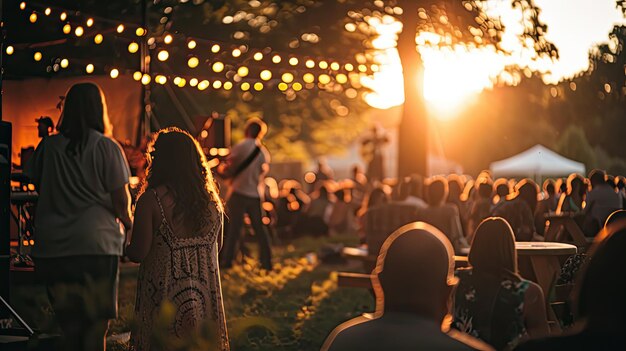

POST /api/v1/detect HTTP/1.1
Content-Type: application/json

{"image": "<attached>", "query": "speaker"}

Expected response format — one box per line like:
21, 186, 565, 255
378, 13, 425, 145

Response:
197, 114, 231, 149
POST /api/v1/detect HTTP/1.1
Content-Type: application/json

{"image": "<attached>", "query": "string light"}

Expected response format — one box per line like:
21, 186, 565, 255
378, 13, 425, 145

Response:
232, 48, 242, 57
212, 80, 222, 89
223, 81, 233, 90
212, 61, 224, 73
330, 62, 340, 70
289, 57, 299, 66
344, 63, 354, 71
281, 72, 294, 83
189, 78, 199, 87
75, 26, 84, 37
253, 52, 263, 61
319, 61, 329, 69
6, 46, 14, 55
141, 74, 151, 85
278, 82, 288, 91
211, 44, 220, 53
176, 78, 186, 87
198, 80, 210, 90
155, 75, 167, 84
303, 73, 315, 83
33, 52, 42, 61
272, 55, 281, 64
157, 50, 169, 61
293, 82, 303, 91
164, 34, 173, 44
20, 2, 26, 10
336, 74, 348, 84
254, 82, 264, 91
305, 59, 315, 69
94, 34, 103, 44
136, 27, 146, 36
60, 59, 69, 68
237, 66, 249, 77
188, 56, 199, 68
260, 70, 272, 81
241, 82, 250, 91
110, 68, 119, 78
86, 18, 94, 27
86, 64, 94, 74
29, 12, 37, 23
187, 40, 196, 49
60, 12, 67, 21
319, 74, 331, 84
63, 24, 71, 34
116, 24, 124, 33
358, 64, 367, 72
44, 8, 51, 16
128, 42, 139, 53
133, 71, 142, 81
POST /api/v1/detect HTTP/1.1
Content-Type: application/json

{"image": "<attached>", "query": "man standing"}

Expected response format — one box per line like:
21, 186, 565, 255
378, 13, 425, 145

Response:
220, 118, 272, 270
36, 116, 54, 138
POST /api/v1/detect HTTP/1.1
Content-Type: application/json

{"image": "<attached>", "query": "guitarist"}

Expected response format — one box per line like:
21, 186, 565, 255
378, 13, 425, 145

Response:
218, 118, 273, 270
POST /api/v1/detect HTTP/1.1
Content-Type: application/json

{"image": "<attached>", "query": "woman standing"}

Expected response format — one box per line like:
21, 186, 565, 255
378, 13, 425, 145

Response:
126, 128, 229, 350
26, 82, 132, 351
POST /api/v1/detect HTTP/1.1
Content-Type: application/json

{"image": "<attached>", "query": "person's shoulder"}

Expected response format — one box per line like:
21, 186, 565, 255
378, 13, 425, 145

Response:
321, 315, 372, 351
447, 328, 495, 351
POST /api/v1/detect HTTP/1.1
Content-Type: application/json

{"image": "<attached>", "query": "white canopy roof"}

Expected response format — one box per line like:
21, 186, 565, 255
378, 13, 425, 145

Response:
490, 145, 586, 178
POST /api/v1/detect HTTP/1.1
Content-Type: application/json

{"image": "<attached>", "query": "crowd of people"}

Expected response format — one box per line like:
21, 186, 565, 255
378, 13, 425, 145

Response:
23, 82, 626, 350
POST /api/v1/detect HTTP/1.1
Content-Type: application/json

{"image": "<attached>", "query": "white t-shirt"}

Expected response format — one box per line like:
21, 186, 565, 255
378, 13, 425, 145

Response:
26, 130, 130, 257
228, 138, 270, 199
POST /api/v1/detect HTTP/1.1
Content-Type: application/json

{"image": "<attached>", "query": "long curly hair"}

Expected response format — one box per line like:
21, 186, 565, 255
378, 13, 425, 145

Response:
140, 127, 223, 232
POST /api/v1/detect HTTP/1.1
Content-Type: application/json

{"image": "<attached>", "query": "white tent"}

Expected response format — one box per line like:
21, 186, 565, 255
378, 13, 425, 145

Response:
490, 145, 586, 179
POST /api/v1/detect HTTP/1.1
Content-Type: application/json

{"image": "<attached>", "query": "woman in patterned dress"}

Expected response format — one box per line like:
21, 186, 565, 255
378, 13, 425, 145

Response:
452, 217, 549, 350
126, 128, 229, 350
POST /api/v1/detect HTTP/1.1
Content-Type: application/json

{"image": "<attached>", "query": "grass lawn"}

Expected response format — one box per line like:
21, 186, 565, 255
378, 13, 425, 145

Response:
12, 234, 375, 350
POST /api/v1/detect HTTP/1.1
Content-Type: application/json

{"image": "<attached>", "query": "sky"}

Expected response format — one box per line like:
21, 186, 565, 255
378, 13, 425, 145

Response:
363, 0, 626, 111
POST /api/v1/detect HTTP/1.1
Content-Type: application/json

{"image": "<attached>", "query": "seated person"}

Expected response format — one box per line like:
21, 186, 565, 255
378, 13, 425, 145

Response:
453, 217, 549, 350
583, 169, 622, 236
515, 217, 626, 350
467, 181, 493, 242
534, 179, 558, 235
419, 176, 469, 254
322, 222, 493, 351
491, 179, 537, 241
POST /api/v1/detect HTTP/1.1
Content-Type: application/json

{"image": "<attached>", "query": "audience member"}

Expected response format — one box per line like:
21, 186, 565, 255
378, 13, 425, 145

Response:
583, 169, 622, 236
491, 179, 538, 241
467, 180, 493, 241
453, 218, 549, 349
35, 116, 54, 138
327, 187, 355, 236
356, 186, 391, 244
322, 222, 493, 351
126, 128, 229, 350
534, 179, 558, 235
515, 218, 626, 350
556, 173, 586, 215
403, 175, 428, 209
420, 176, 469, 254
302, 184, 333, 236
25, 82, 131, 351
492, 178, 510, 209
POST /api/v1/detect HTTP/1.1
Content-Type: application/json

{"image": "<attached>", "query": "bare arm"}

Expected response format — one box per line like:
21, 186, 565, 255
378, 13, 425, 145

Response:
523, 281, 550, 338
125, 192, 155, 263
111, 185, 132, 230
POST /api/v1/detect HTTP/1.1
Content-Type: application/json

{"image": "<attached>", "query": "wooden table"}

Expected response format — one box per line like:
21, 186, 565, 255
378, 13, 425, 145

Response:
544, 214, 592, 249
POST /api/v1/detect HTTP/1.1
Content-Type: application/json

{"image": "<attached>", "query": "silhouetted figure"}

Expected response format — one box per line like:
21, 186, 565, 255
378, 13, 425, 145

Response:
556, 173, 586, 215
420, 176, 469, 254
492, 179, 538, 241
467, 180, 493, 241
534, 179, 558, 235
453, 218, 549, 350
126, 128, 229, 351
220, 118, 273, 270
25, 83, 131, 351
356, 186, 391, 244
302, 184, 332, 236
322, 222, 493, 351
515, 219, 626, 350
492, 178, 510, 210
583, 169, 622, 236
361, 124, 389, 183
36, 116, 54, 138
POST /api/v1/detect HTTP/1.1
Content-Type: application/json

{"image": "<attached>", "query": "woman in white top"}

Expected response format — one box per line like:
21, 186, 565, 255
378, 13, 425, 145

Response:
26, 82, 132, 351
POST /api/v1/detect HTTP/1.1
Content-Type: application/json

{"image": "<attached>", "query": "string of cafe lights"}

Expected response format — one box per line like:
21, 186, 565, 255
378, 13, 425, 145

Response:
6, 1, 375, 98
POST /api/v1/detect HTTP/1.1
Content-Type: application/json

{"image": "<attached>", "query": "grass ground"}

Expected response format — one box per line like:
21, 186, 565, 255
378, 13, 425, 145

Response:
11, 234, 375, 351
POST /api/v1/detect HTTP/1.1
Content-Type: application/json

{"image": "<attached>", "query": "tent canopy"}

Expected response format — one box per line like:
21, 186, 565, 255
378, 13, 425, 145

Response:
490, 145, 586, 178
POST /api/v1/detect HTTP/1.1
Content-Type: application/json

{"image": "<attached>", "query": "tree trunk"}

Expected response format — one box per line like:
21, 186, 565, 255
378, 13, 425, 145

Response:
397, 1, 428, 178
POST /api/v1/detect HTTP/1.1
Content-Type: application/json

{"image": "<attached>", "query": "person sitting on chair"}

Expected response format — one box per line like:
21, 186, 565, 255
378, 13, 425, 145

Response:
322, 222, 493, 351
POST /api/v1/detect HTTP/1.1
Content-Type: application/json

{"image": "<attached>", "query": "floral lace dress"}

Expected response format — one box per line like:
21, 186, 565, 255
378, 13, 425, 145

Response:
452, 269, 529, 351
130, 190, 230, 350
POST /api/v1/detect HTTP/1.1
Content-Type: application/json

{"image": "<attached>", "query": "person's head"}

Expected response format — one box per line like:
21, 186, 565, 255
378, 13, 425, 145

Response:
588, 169, 607, 188
616, 176, 626, 192
543, 179, 556, 196
426, 176, 448, 207
494, 178, 510, 199
244, 117, 268, 140
57, 82, 112, 154
567, 173, 586, 197
143, 127, 223, 231
576, 220, 626, 329
363, 186, 389, 210
409, 174, 423, 199
477, 180, 493, 200
446, 174, 463, 203
515, 179, 539, 213
372, 222, 458, 321
396, 177, 412, 201
469, 217, 518, 278
36, 116, 54, 138
606, 175, 616, 190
